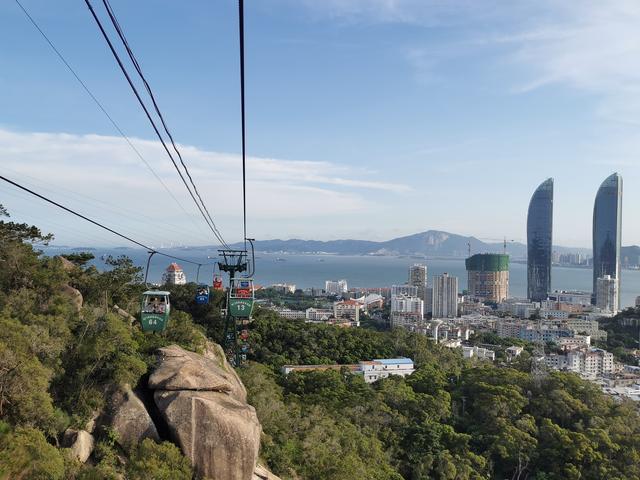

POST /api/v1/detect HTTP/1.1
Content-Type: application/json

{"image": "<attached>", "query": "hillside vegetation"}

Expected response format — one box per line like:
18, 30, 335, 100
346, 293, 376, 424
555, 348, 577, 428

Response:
244, 310, 640, 480
0, 207, 214, 478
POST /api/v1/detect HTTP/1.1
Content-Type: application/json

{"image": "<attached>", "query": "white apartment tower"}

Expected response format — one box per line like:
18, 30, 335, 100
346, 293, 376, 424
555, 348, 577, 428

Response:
596, 275, 618, 313
390, 294, 423, 328
432, 273, 458, 318
408, 264, 428, 300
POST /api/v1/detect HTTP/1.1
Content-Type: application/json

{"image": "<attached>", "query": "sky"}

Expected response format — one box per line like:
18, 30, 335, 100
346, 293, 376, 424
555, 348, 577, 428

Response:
1, 0, 639, 248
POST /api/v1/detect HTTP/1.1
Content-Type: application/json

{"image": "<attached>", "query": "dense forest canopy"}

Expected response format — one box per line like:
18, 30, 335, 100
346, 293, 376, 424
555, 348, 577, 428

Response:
244, 310, 640, 480
1, 206, 640, 480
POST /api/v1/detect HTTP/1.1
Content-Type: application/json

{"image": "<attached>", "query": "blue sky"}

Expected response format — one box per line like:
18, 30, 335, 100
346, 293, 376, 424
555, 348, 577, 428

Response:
1, 0, 639, 248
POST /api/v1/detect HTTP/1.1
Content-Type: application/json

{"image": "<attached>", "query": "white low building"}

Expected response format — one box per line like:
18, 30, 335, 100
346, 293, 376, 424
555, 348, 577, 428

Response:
498, 300, 538, 319
462, 346, 495, 361
305, 307, 333, 322
548, 290, 592, 306
271, 283, 296, 294
282, 357, 415, 384
540, 309, 570, 320
544, 347, 615, 379
557, 335, 591, 349
270, 307, 306, 320
359, 358, 415, 383
441, 338, 462, 348
506, 346, 524, 358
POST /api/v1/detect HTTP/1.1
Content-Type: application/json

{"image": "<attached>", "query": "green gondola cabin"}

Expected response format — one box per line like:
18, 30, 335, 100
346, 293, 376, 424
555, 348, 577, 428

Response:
228, 278, 254, 318
140, 290, 171, 332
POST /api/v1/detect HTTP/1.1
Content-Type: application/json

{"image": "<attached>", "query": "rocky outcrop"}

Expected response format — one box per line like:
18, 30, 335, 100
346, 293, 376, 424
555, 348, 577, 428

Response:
155, 389, 261, 480
58, 256, 77, 272
62, 429, 94, 463
150, 345, 261, 480
254, 463, 282, 480
149, 344, 246, 402
60, 284, 83, 313
204, 340, 248, 403
113, 304, 136, 327
109, 385, 159, 449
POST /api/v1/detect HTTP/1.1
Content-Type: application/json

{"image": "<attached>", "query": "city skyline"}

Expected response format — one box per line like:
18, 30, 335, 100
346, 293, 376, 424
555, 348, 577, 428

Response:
1, 2, 640, 247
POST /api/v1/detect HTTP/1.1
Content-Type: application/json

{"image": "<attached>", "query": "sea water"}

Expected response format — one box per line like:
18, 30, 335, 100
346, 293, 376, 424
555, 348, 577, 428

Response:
44, 248, 640, 309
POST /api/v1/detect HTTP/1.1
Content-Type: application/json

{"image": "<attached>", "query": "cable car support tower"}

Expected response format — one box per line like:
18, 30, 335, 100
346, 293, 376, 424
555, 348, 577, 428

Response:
216, 0, 256, 367
218, 241, 255, 367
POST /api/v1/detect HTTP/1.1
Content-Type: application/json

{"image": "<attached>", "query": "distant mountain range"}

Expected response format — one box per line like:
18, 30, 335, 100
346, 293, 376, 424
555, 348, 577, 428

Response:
231, 230, 596, 259
48, 230, 639, 263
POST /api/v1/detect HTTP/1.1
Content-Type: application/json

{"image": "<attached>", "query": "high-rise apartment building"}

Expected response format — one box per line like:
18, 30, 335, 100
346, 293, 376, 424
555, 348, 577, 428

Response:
408, 264, 427, 300
424, 286, 433, 315
432, 273, 458, 318
596, 275, 618, 313
593, 173, 622, 310
465, 253, 509, 303
527, 178, 553, 301
390, 294, 424, 328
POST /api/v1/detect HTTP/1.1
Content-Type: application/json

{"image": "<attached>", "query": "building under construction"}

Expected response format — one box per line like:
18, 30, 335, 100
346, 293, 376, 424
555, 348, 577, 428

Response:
465, 253, 509, 303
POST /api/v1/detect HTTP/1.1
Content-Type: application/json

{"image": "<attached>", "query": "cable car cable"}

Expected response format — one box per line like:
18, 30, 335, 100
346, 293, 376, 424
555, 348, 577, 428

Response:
13, 0, 210, 243
238, 0, 248, 251
100, 0, 228, 250
1, 165, 207, 246
0, 174, 214, 267
84, 0, 225, 248
83, 0, 229, 249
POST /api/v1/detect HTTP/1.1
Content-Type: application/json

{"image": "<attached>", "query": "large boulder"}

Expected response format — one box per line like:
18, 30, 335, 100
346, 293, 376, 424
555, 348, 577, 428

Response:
60, 284, 83, 313
62, 429, 94, 463
109, 385, 159, 449
149, 345, 246, 402
155, 390, 261, 480
151, 345, 261, 480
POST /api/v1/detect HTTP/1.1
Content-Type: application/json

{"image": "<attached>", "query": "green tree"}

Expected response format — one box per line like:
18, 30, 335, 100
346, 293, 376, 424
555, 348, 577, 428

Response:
126, 439, 193, 480
0, 426, 65, 480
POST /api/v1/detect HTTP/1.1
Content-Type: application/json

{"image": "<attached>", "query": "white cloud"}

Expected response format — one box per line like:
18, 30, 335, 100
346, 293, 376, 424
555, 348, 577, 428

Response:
308, 0, 640, 124
0, 128, 409, 245
466, 1, 640, 124
293, 0, 512, 26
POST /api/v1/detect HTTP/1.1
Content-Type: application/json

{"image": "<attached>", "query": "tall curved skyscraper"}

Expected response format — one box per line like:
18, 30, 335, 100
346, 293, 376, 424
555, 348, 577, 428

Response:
527, 178, 553, 301
593, 173, 622, 309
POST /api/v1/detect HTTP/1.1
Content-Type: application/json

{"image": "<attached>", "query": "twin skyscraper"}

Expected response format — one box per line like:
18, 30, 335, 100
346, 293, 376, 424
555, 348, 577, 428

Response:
526, 173, 623, 310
